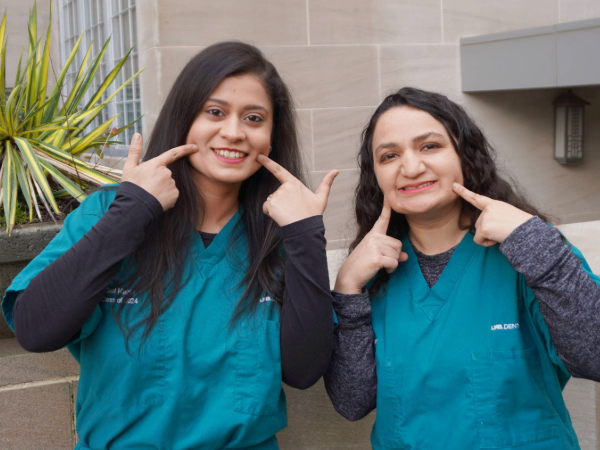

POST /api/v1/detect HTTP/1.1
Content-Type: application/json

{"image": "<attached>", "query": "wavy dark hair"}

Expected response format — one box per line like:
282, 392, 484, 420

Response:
114, 42, 303, 345
351, 87, 550, 292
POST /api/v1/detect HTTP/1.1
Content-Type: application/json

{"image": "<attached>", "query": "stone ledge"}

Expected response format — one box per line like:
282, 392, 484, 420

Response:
0, 222, 63, 264
0, 379, 76, 449
0, 338, 79, 387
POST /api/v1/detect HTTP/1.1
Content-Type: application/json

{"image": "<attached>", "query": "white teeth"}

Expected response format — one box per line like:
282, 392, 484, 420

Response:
215, 150, 246, 159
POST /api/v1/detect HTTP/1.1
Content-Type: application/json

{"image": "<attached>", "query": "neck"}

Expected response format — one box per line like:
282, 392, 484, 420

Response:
406, 200, 467, 255
192, 173, 241, 233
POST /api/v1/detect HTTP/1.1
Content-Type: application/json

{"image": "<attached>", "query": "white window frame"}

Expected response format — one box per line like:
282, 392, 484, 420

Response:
57, 0, 141, 157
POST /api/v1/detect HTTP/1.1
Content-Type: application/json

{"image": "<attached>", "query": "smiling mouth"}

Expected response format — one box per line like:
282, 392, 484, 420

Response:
212, 149, 248, 160
400, 181, 436, 191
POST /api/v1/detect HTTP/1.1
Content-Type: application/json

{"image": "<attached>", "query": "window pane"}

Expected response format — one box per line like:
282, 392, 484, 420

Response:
112, 16, 122, 58
122, 10, 131, 51
127, 102, 134, 125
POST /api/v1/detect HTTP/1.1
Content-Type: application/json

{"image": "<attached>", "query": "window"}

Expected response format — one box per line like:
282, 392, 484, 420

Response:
58, 0, 141, 155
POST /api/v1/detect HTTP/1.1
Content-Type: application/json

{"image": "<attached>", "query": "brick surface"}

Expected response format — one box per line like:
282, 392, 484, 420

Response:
0, 381, 74, 450
0, 339, 79, 387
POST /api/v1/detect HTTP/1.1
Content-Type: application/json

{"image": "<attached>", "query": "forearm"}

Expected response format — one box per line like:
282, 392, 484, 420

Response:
324, 291, 377, 420
279, 216, 334, 389
500, 217, 600, 380
12, 182, 162, 352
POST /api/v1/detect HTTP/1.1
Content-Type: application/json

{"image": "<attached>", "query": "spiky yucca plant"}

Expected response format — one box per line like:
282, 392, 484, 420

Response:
0, 2, 143, 234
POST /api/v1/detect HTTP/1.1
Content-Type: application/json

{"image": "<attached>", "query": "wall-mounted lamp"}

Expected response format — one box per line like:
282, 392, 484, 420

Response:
553, 90, 590, 165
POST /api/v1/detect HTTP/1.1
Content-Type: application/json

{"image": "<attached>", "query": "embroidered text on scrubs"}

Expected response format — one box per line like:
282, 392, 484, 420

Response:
491, 323, 520, 330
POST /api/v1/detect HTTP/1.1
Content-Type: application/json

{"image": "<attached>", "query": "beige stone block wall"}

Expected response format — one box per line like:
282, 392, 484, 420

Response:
135, 0, 600, 249
0, 0, 60, 90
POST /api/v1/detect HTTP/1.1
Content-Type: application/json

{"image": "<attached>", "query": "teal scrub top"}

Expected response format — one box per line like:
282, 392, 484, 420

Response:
2, 188, 287, 450
370, 230, 598, 450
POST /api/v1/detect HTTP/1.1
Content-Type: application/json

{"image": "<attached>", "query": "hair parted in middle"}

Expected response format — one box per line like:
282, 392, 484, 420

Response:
352, 87, 550, 293
113, 41, 305, 345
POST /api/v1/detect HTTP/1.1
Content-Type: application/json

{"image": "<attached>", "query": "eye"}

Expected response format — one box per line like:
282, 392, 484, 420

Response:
422, 143, 439, 151
206, 108, 224, 117
246, 114, 263, 123
381, 152, 399, 162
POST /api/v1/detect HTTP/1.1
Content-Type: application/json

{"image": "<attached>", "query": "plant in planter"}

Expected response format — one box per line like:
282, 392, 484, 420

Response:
0, 2, 142, 234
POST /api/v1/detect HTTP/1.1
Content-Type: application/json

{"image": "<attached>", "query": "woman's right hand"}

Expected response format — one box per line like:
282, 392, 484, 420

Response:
334, 198, 408, 294
121, 133, 199, 211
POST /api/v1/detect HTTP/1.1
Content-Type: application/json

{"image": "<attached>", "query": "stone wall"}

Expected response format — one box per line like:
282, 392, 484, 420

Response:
135, 0, 600, 249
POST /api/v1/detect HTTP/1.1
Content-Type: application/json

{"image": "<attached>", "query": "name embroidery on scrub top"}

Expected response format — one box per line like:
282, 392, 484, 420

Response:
101, 287, 139, 304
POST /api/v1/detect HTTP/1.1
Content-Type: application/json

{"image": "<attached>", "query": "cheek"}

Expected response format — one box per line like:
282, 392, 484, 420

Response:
251, 127, 272, 151
374, 164, 397, 193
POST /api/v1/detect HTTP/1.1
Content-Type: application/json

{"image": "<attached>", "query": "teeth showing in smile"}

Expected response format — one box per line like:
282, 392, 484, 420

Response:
401, 181, 435, 191
215, 149, 246, 159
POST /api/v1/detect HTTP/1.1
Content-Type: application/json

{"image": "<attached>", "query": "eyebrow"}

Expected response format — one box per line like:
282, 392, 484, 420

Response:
374, 131, 446, 154
412, 131, 445, 144
206, 97, 269, 113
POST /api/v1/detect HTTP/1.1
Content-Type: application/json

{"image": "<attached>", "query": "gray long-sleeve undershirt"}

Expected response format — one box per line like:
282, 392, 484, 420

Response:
324, 216, 600, 421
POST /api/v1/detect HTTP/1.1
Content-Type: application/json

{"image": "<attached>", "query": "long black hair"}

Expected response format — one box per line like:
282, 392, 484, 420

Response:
352, 87, 550, 292
115, 42, 303, 344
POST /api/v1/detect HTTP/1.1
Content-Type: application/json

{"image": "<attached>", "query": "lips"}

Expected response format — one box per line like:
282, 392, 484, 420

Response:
399, 180, 437, 194
213, 148, 248, 160
212, 148, 248, 165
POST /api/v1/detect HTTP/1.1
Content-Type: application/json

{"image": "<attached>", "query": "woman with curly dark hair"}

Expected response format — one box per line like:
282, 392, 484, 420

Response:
324, 87, 600, 450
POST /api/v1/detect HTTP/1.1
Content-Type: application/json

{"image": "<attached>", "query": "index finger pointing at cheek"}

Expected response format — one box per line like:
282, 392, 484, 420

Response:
452, 182, 492, 210
154, 144, 199, 166
257, 154, 296, 184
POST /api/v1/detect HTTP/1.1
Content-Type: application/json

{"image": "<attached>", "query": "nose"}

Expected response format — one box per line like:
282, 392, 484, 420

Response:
400, 150, 426, 179
220, 116, 245, 142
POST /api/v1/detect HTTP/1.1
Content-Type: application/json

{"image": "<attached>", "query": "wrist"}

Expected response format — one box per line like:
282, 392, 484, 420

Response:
334, 275, 364, 295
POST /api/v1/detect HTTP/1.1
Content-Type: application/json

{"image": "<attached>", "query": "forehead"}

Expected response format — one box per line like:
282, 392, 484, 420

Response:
209, 74, 271, 108
373, 106, 448, 144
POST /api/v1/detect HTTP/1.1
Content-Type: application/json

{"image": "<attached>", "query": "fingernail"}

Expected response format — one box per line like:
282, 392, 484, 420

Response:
132, 133, 141, 142
453, 182, 460, 189
191, 145, 198, 150
257, 154, 265, 161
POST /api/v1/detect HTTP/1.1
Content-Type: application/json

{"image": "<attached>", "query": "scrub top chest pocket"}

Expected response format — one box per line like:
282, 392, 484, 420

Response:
232, 319, 283, 416
78, 285, 167, 407
471, 347, 561, 448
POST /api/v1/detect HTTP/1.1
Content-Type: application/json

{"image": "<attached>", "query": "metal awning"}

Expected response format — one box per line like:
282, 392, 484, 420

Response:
460, 18, 600, 92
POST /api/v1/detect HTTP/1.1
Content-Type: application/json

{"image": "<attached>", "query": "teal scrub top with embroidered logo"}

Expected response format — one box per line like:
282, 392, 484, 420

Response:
369, 231, 597, 450
2, 188, 286, 450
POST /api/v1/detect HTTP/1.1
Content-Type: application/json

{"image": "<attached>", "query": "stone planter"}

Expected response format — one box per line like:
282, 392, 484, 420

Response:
0, 221, 63, 338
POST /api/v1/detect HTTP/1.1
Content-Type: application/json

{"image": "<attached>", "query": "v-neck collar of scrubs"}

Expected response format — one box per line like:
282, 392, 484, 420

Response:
192, 209, 243, 279
400, 230, 479, 321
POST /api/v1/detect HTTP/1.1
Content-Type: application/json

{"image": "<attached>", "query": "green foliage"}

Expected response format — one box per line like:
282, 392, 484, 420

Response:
0, 1, 144, 234
0, 202, 28, 227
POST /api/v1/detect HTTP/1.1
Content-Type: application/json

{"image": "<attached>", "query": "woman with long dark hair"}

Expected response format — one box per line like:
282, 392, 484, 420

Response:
3, 42, 337, 449
324, 87, 600, 449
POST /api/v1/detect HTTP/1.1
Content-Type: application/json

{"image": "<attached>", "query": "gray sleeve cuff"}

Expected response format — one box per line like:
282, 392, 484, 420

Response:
331, 290, 371, 328
499, 216, 571, 284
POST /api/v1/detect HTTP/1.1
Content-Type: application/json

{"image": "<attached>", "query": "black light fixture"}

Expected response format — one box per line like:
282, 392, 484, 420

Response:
553, 90, 590, 165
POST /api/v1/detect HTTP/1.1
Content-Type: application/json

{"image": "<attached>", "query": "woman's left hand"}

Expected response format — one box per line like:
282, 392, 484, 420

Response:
453, 183, 533, 247
257, 154, 339, 227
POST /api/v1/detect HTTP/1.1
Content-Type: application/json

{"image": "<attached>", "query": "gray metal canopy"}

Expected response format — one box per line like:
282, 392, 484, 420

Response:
460, 18, 600, 92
